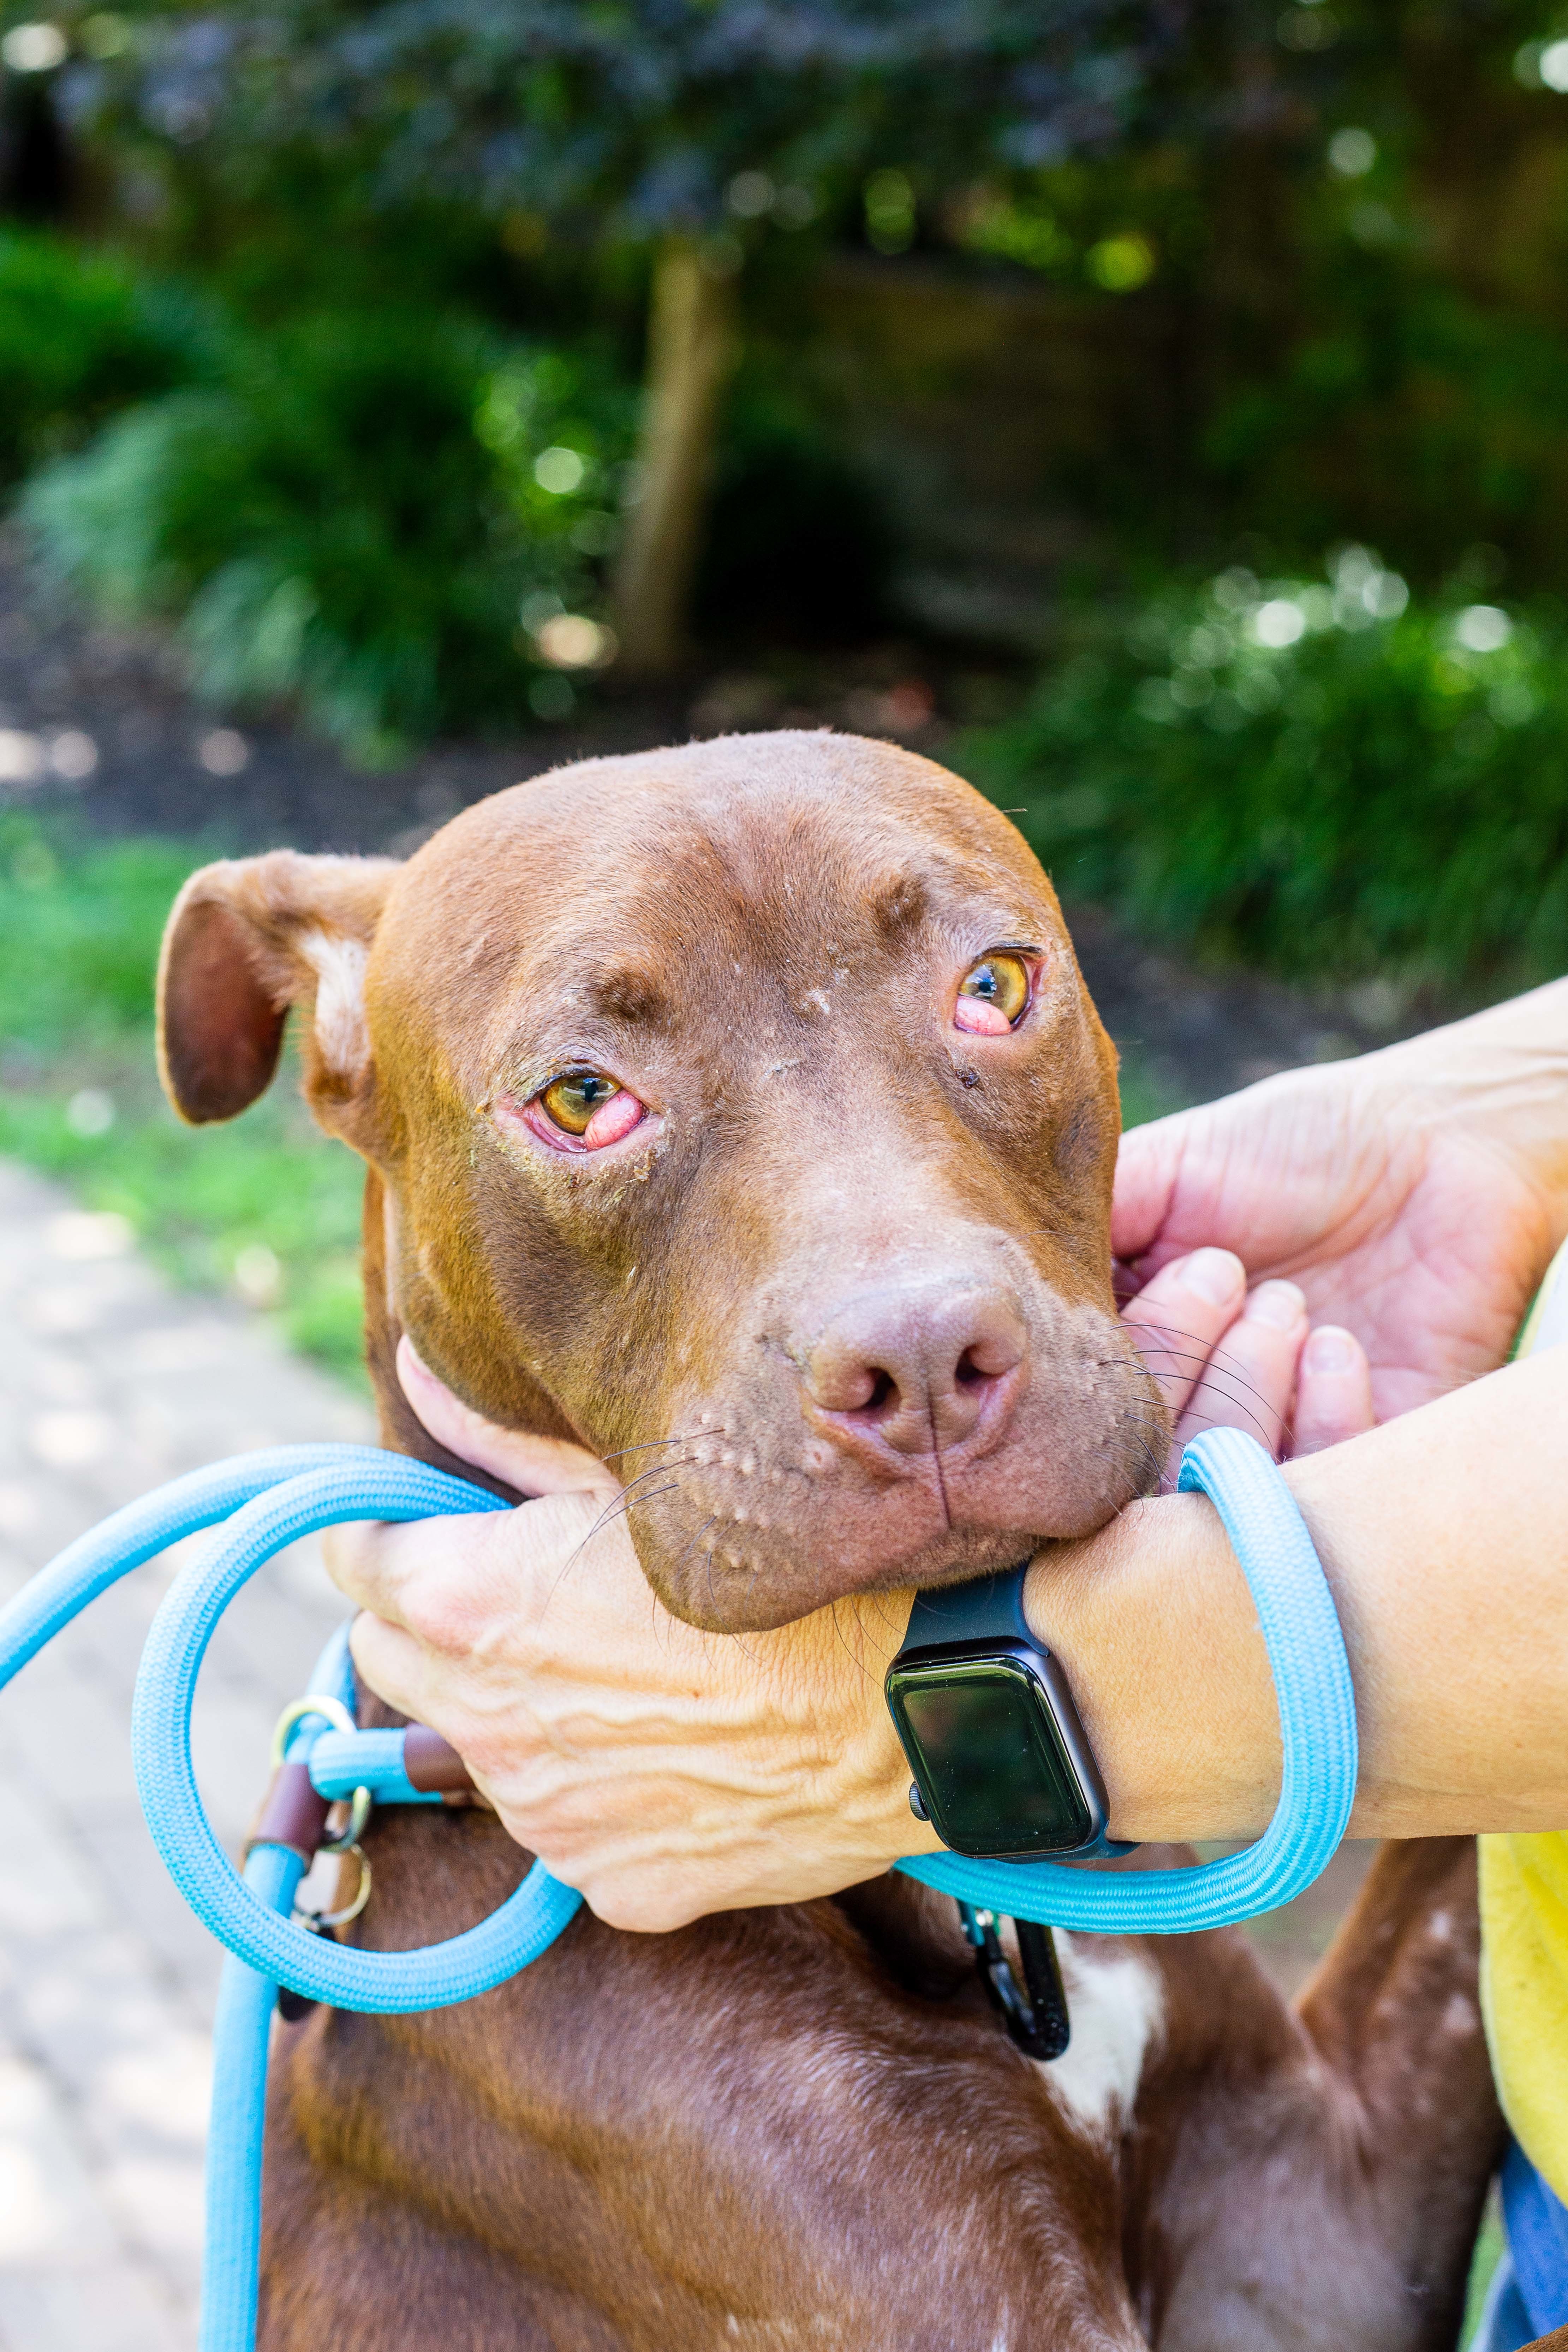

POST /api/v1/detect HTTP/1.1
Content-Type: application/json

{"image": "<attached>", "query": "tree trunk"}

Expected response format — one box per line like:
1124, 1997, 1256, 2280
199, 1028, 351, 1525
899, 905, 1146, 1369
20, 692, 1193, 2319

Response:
612, 237, 738, 680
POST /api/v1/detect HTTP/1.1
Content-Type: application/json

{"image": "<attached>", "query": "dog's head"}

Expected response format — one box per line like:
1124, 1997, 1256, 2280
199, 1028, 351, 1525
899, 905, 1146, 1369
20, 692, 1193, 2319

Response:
158, 733, 1165, 1629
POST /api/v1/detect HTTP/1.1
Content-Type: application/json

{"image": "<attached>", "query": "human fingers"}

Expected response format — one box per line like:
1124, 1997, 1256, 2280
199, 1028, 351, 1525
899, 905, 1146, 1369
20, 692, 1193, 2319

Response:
322, 1328, 612, 1611
398, 1335, 616, 1501
1170, 1278, 1307, 1470
347, 1605, 437, 1723
1289, 1324, 1376, 1456
1120, 1247, 1247, 1421
326, 1485, 600, 1639
1114, 1064, 1379, 1286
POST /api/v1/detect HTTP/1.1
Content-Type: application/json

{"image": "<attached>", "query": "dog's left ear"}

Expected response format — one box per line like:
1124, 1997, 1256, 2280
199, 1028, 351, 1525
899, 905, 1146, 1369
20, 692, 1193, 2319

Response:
157, 850, 400, 1150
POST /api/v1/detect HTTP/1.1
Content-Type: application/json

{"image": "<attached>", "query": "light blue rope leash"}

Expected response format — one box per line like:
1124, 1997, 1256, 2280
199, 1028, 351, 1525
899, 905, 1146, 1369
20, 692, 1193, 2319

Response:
0, 1422, 1355, 2352
131, 1458, 581, 2008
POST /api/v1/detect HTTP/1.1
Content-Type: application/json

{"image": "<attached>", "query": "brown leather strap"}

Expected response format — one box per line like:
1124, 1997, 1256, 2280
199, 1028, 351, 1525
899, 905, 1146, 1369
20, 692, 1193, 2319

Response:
403, 1723, 476, 1794
245, 1759, 332, 1864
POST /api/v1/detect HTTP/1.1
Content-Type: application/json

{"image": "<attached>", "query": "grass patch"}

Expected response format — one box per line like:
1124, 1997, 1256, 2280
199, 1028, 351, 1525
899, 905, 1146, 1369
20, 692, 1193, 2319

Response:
0, 815, 367, 1382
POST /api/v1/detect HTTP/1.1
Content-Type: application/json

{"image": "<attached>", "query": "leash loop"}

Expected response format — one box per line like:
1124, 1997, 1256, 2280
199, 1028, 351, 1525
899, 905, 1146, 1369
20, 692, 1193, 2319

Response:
130, 1457, 583, 2011
0, 1428, 1355, 2352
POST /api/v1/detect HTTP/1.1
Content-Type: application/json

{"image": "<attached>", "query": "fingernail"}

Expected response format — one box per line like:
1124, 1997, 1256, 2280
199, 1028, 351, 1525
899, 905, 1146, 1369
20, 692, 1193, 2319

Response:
1304, 1324, 1355, 1375
1244, 1280, 1306, 1330
1182, 1248, 1245, 1306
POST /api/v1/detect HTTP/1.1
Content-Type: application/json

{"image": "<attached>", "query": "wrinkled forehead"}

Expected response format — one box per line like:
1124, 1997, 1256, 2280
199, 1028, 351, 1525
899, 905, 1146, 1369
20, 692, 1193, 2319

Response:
375, 734, 1063, 1046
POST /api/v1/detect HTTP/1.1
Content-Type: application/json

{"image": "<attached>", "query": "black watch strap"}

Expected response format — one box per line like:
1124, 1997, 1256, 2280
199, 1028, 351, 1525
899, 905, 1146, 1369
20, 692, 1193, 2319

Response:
894, 1562, 1135, 1862
899, 1561, 1033, 1654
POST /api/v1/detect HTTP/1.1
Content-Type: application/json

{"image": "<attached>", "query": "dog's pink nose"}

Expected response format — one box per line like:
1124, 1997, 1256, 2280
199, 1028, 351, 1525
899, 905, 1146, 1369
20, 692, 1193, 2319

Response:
801, 1283, 1027, 1461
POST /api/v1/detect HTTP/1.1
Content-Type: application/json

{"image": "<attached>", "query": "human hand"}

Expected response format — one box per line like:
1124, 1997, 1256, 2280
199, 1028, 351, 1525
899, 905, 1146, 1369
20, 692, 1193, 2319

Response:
333, 1336, 924, 1929
1115, 1018, 1568, 1420
327, 1251, 1369, 1929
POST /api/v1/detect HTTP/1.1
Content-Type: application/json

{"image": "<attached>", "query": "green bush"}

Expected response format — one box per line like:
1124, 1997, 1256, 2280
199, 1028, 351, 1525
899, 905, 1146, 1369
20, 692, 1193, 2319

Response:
23, 313, 635, 758
0, 229, 206, 484
969, 550, 1568, 994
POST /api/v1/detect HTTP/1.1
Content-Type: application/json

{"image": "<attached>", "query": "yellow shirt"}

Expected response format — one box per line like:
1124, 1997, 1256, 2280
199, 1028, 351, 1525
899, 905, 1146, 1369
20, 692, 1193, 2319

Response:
1479, 1239, 1568, 2200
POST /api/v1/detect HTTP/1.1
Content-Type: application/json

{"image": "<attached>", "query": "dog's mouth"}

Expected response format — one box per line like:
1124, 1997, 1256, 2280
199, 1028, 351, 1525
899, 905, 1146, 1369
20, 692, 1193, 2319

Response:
633, 1495, 1089, 1636
621, 1339, 1162, 1636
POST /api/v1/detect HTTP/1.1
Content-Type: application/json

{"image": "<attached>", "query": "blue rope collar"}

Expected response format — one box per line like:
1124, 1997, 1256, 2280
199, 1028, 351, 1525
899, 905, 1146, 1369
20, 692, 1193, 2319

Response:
0, 1424, 1355, 2351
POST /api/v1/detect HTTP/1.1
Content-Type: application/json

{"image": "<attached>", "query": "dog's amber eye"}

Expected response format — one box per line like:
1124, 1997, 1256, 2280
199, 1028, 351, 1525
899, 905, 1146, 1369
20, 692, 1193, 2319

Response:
541, 1071, 621, 1136
955, 953, 1030, 1035
506, 1068, 647, 1155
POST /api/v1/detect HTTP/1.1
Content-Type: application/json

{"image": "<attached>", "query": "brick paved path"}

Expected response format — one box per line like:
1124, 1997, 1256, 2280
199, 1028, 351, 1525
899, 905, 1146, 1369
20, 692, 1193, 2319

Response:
0, 1158, 370, 2352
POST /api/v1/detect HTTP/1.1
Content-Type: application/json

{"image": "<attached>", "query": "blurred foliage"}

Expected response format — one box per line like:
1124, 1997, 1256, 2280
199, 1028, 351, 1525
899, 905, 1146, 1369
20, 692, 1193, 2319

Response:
0, 813, 366, 1378
100, 1, 1180, 240
22, 309, 637, 757
935, 0, 1568, 588
968, 549, 1568, 994
0, 816, 191, 1046
23, 0, 1568, 643
0, 225, 204, 481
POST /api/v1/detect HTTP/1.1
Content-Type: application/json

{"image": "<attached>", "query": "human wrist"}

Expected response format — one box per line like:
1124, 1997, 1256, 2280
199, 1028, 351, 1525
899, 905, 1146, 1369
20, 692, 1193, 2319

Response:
1020, 1498, 1281, 1846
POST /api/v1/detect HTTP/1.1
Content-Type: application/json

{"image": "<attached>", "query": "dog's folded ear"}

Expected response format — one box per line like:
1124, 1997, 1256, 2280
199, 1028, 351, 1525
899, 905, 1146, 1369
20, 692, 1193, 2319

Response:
157, 850, 400, 1146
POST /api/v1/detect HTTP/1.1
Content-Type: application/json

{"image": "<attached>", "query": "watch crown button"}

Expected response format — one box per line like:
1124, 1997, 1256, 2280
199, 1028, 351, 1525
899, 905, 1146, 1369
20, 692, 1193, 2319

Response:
908, 1781, 929, 1823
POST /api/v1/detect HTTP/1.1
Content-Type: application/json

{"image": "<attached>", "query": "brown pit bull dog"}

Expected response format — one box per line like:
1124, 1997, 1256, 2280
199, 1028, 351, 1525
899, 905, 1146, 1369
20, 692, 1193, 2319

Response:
157, 734, 1502, 2350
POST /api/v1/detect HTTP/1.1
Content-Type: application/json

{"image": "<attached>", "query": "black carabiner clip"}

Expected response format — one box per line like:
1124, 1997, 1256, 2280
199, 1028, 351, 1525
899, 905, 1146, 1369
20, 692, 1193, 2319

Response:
959, 1902, 1071, 2061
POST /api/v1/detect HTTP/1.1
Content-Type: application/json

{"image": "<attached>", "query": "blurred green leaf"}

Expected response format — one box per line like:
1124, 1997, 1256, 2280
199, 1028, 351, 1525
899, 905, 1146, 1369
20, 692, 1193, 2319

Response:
22, 311, 636, 759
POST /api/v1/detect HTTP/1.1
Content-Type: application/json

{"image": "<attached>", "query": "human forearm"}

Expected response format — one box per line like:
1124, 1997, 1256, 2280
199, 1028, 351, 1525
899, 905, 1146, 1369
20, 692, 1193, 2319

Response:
1034, 1345, 1568, 1841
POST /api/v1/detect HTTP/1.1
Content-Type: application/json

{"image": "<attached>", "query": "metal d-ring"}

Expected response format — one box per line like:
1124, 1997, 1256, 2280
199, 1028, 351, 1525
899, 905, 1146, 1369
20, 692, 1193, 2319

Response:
296, 1842, 373, 1931
269, 1689, 373, 1860
270, 1690, 355, 1766
317, 1785, 372, 1854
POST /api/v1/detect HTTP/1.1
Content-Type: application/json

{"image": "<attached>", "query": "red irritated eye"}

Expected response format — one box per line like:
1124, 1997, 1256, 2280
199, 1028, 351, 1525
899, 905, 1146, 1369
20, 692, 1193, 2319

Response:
517, 1070, 646, 1153
955, 952, 1031, 1035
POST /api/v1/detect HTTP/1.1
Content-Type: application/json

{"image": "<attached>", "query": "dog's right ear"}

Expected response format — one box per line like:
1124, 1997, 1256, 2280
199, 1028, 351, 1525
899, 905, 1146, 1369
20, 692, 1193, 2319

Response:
157, 850, 401, 1147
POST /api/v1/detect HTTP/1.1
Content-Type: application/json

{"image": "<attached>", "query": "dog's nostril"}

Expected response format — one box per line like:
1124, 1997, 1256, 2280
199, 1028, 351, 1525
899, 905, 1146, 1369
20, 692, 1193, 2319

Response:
800, 1283, 1028, 1451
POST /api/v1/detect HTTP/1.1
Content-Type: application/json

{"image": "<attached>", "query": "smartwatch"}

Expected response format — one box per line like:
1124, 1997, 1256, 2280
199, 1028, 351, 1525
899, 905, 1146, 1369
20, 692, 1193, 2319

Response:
885, 1565, 1131, 1862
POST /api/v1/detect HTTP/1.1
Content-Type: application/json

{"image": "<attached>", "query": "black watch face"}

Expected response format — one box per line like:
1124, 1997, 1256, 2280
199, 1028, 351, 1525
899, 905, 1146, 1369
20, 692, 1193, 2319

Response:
886, 1652, 1095, 1859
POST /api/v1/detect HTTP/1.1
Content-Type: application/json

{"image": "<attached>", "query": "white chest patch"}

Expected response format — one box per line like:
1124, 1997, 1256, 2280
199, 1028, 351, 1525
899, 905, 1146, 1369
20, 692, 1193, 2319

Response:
1031, 1933, 1164, 2137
